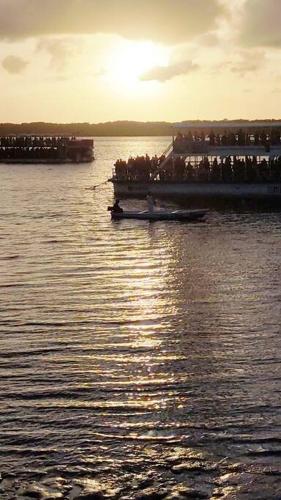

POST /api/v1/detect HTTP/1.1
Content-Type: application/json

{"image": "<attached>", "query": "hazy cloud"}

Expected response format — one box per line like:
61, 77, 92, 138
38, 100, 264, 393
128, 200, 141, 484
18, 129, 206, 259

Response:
231, 60, 260, 74
240, 0, 281, 47
2, 55, 28, 73
37, 38, 79, 71
141, 60, 198, 82
197, 32, 221, 47
212, 49, 265, 76
231, 50, 265, 74
0, 0, 224, 44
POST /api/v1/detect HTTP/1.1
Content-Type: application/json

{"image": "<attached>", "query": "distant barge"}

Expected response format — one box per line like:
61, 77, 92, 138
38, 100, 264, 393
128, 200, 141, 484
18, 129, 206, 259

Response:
110, 121, 281, 202
0, 136, 94, 163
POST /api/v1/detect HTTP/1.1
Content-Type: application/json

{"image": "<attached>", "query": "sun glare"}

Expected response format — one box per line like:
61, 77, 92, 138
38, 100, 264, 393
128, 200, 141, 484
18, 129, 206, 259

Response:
104, 40, 169, 93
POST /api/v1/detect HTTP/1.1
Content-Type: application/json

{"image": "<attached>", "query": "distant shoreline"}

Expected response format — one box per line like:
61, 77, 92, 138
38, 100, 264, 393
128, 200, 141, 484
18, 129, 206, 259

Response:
1, 120, 281, 137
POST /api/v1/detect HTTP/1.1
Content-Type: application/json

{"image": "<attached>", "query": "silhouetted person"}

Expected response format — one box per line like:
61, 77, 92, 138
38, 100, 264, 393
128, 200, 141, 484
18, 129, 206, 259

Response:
146, 192, 155, 212
112, 199, 123, 213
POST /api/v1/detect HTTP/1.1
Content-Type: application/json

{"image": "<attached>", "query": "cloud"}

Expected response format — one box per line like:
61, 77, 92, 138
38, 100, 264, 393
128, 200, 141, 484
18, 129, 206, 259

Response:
2, 55, 28, 73
0, 0, 224, 44
37, 38, 79, 71
231, 60, 260, 74
212, 48, 266, 77
240, 0, 281, 47
197, 32, 221, 47
141, 60, 198, 82
230, 50, 266, 74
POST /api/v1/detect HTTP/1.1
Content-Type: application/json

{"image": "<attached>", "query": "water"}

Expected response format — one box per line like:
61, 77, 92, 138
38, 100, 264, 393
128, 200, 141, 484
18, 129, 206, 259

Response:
0, 137, 281, 499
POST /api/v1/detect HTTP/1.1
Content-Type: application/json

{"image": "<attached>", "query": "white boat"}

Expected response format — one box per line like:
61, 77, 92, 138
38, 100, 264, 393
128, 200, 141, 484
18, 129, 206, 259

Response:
109, 208, 208, 221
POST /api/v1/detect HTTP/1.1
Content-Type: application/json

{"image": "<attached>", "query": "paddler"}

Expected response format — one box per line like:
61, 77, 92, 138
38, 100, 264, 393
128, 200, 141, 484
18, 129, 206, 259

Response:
146, 191, 155, 212
112, 199, 123, 213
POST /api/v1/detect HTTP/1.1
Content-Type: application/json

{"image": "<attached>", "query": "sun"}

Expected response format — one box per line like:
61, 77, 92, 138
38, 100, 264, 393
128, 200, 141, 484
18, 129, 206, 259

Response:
104, 40, 170, 93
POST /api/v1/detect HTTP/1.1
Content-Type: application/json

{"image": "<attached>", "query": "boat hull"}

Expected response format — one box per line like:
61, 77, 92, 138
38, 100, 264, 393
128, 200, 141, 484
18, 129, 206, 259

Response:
111, 209, 208, 221
111, 180, 281, 201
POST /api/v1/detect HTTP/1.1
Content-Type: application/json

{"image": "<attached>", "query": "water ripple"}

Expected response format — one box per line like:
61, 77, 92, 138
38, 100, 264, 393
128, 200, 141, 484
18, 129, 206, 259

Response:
0, 138, 281, 498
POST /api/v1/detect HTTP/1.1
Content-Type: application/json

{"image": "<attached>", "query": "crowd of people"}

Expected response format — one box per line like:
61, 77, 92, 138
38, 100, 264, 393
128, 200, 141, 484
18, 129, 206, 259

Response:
0, 146, 65, 161
114, 154, 281, 183
0, 136, 76, 148
0, 136, 76, 160
114, 154, 165, 182
0, 136, 93, 162
173, 130, 281, 154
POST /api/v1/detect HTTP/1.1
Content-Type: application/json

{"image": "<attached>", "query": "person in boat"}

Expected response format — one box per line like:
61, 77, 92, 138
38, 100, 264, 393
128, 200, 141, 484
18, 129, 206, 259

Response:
112, 199, 123, 213
146, 191, 155, 212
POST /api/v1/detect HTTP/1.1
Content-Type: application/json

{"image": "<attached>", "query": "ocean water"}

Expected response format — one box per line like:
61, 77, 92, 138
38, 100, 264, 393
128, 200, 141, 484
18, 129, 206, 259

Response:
0, 137, 281, 499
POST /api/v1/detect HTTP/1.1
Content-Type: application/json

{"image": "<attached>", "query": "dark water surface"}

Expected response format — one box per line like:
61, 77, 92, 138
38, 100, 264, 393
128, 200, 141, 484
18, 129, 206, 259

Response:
0, 138, 281, 499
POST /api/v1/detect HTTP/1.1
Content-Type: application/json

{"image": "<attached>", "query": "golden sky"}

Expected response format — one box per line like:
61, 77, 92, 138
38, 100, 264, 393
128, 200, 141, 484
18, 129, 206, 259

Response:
0, 0, 281, 122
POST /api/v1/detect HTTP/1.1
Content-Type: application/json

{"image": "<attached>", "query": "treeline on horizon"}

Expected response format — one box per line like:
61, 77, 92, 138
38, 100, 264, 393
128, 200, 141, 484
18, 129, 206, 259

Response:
0, 120, 281, 137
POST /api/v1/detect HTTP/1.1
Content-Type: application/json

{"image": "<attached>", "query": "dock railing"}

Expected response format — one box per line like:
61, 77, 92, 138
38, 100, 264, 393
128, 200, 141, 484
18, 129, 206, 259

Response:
151, 142, 174, 180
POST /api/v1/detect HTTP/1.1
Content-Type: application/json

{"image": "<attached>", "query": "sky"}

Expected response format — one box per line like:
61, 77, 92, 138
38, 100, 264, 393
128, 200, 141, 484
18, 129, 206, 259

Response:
0, 0, 281, 123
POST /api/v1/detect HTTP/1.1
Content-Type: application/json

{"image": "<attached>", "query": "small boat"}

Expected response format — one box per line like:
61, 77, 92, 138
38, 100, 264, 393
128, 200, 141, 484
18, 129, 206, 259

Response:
109, 208, 208, 221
